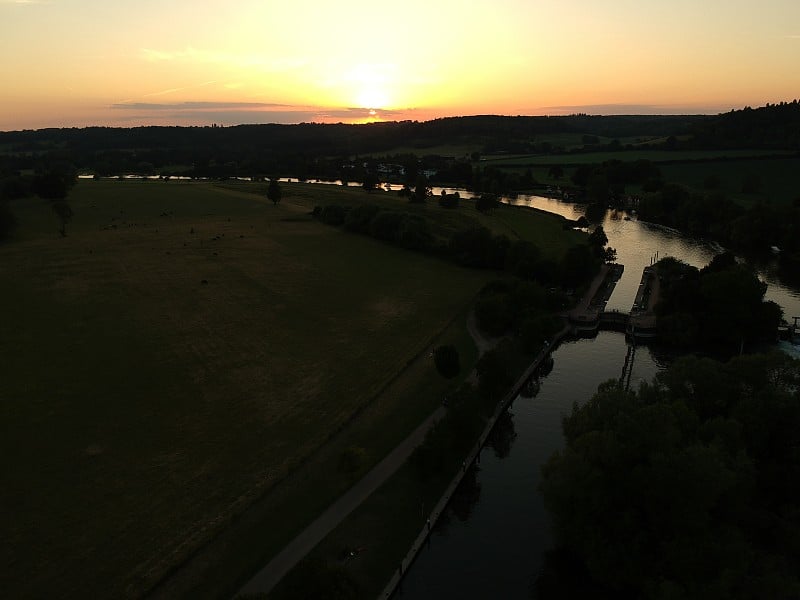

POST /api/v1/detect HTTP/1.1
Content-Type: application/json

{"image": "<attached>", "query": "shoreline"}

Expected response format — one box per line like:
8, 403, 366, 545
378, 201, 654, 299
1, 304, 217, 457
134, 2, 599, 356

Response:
378, 324, 572, 599
378, 265, 613, 598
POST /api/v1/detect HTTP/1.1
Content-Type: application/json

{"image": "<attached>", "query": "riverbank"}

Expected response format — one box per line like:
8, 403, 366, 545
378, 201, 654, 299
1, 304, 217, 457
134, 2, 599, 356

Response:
379, 327, 570, 599
379, 266, 611, 598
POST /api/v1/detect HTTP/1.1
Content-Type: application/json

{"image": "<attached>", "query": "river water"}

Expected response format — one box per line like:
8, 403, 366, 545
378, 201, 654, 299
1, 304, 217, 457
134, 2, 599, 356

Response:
393, 192, 800, 598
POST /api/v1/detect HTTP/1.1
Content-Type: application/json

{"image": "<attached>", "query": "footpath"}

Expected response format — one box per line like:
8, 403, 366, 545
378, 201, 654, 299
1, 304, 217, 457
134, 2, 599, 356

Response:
236, 314, 499, 597
237, 406, 447, 596
239, 267, 608, 598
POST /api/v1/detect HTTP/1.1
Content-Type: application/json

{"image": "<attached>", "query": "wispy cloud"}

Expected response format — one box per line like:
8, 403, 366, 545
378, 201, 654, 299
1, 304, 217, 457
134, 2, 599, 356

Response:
0, 0, 51, 4
105, 103, 417, 126
111, 101, 292, 111
141, 80, 218, 99
541, 103, 719, 115
139, 47, 307, 72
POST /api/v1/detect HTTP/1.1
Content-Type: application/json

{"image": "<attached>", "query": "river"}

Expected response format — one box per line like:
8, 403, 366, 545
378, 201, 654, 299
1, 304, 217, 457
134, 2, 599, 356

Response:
393, 192, 800, 598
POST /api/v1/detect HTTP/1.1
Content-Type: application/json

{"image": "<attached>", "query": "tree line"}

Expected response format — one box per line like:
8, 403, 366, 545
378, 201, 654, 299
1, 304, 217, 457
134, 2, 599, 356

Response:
313, 202, 604, 291
654, 253, 782, 349
538, 351, 800, 599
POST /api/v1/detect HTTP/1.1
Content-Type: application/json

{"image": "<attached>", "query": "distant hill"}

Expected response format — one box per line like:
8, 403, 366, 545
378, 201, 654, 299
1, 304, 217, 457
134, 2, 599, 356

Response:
0, 114, 704, 158
688, 100, 800, 149
1, 104, 797, 181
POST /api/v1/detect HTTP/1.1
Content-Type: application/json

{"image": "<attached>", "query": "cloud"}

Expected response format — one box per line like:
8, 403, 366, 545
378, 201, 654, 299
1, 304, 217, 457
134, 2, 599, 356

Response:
111, 101, 292, 111
142, 80, 217, 98
1, 0, 50, 4
139, 47, 307, 72
541, 103, 719, 115
105, 103, 419, 125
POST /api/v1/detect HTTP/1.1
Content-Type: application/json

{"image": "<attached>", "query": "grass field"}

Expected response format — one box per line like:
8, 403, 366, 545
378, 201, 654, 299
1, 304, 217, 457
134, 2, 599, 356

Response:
657, 156, 800, 207
480, 148, 795, 166
487, 152, 799, 207
0, 180, 582, 597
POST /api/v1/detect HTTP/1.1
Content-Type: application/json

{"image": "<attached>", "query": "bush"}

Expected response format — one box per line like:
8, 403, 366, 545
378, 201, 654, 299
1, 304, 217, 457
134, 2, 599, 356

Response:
369, 211, 404, 241
319, 204, 347, 225
475, 294, 513, 337
434, 345, 461, 379
343, 204, 379, 233
475, 349, 512, 400
396, 215, 432, 250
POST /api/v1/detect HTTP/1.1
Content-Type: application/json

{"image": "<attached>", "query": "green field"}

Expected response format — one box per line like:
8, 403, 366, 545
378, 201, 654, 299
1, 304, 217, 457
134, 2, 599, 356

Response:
486, 151, 799, 207
0, 180, 582, 597
480, 148, 794, 166
658, 156, 800, 207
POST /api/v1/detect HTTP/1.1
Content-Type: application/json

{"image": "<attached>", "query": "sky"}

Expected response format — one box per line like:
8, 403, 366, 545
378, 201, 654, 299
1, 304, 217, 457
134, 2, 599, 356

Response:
1, 0, 799, 130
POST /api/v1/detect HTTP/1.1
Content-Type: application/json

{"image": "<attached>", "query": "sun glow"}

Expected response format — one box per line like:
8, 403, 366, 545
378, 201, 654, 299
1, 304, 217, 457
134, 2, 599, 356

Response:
356, 86, 390, 109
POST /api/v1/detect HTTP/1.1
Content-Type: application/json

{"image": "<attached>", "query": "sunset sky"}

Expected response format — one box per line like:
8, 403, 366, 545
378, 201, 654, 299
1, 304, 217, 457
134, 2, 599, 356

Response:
2, 0, 799, 130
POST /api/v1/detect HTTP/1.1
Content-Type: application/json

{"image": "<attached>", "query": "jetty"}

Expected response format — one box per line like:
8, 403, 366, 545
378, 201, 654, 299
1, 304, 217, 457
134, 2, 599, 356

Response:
567, 264, 659, 340
778, 316, 800, 344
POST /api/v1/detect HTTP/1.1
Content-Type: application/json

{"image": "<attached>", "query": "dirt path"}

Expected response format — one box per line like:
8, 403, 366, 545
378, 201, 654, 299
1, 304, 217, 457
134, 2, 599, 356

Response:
235, 311, 496, 597
236, 405, 446, 596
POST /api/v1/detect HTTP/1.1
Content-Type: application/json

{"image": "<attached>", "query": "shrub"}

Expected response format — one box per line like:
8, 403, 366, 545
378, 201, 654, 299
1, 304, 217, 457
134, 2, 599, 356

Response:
319, 204, 346, 225
434, 345, 461, 379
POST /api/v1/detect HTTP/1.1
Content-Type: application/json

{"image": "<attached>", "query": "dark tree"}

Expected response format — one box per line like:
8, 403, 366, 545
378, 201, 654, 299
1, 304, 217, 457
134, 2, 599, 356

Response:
362, 171, 379, 193
33, 167, 75, 200
52, 201, 73, 237
475, 193, 498, 214
319, 204, 346, 225
548, 165, 564, 180
0, 202, 16, 242
540, 353, 800, 599
267, 178, 282, 205
560, 244, 599, 288
587, 225, 608, 248
475, 348, 511, 400
410, 174, 430, 203
433, 345, 460, 379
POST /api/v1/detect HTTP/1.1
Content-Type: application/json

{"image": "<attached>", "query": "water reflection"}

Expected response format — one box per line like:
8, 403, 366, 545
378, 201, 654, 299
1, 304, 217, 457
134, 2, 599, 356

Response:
485, 410, 517, 460
397, 333, 663, 599
448, 466, 483, 524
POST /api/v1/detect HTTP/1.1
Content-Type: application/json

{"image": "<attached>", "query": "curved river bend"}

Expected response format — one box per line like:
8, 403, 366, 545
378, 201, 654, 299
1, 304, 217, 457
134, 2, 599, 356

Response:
394, 192, 800, 598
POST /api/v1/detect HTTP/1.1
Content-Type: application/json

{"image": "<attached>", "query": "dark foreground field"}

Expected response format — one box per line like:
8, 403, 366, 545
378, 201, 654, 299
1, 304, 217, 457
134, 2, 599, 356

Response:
0, 180, 581, 597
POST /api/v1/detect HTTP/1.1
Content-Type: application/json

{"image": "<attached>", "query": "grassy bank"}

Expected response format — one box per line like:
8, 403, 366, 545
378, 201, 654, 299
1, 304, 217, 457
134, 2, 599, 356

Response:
0, 180, 583, 597
267, 338, 541, 600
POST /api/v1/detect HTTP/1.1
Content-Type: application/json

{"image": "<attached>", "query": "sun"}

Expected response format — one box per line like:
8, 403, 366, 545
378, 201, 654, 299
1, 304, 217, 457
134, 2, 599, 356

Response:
356, 85, 390, 110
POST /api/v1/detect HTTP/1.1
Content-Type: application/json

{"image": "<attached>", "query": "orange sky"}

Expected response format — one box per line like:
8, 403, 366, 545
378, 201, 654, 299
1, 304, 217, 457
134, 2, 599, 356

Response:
1, 0, 799, 130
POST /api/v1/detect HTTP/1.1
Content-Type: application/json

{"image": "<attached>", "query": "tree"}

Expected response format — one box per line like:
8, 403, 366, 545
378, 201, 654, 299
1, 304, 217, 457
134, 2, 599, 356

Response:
33, 168, 75, 200
52, 201, 73, 237
560, 244, 598, 288
587, 225, 608, 248
548, 165, 564, 180
362, 172, 379, 193
0, 202, 16, 242
410, 174, 430, 203
540, 353, 800, 599
433, 345, 460, 379
475, 193, 498, 214
475, 348, 511, 400
267, 178, 282, 205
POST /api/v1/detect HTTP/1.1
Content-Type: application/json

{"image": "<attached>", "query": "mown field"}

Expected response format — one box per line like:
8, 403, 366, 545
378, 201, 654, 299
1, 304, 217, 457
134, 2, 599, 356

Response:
0, 180, 582, 597
479, 148, 795, 166
490, 152, 798, 207
657, 156, 800, 207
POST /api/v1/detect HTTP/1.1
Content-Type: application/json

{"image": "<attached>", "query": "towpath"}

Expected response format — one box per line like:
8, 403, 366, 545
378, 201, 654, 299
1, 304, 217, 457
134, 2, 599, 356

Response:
236, 312, 498, 597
